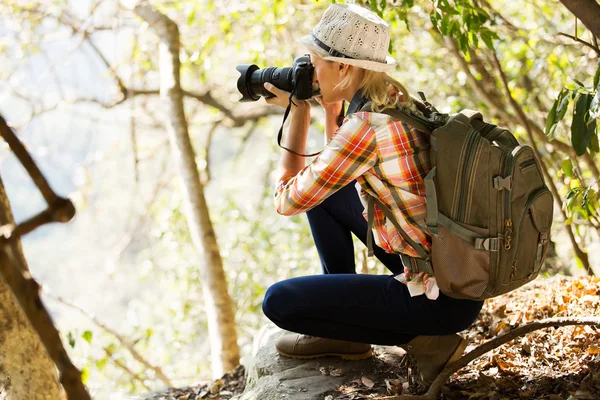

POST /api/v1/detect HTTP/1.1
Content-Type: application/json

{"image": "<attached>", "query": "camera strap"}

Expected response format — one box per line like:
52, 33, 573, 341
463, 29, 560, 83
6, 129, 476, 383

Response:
276, 89, 323, 157
277, 90, 349, 158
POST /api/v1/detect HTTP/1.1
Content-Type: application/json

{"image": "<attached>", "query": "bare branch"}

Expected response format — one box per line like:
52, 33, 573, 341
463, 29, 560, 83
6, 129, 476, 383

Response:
557, 32, 600, 55
114, 156, 170, 263
103, 347, 151, 391
130, 98, 140, 186
44, 291, 174, 387
203, 122, 220, 184
444, 36, 581, 158
559, 0, 600, 39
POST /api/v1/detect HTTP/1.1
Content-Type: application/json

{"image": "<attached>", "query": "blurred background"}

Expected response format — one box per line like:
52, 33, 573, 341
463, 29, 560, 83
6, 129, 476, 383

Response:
0, 0, 598, 398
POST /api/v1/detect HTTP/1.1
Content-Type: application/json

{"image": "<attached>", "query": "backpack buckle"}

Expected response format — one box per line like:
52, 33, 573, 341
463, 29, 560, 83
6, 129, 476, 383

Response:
475, 237, 500, 251
400, 254, 434, 275
493, 176, 513, 191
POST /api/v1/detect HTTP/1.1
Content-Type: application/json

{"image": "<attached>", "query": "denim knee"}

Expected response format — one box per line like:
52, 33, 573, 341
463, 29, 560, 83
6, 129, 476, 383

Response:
262, 281, 291, 326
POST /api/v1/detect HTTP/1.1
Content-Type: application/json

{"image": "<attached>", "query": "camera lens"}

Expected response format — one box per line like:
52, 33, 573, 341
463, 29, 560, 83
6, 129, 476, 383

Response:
236, 65, 293, 102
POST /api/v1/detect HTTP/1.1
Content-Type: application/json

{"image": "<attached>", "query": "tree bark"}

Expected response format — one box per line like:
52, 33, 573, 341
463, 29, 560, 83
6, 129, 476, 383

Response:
0, 175, 62, 400
134, 1, 240, 378
559, 0, 600, 39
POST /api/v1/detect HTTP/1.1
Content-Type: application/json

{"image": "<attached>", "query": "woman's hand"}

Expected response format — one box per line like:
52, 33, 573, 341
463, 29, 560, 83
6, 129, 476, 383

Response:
315, 95, 344, 117
263, 83, 310, 112
315, 96, 344, 140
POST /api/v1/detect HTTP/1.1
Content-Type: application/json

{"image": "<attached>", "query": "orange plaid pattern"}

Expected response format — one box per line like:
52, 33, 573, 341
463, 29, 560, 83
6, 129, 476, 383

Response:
275, 111, 432, 258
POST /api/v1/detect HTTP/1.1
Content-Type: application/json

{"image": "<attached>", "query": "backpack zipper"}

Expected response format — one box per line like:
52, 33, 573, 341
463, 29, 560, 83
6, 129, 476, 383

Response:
493, 150, 507, 290
503, 146, 531, 250
508, 188, 552, 281
457, 125, 495, 222
456, 133, 477, 221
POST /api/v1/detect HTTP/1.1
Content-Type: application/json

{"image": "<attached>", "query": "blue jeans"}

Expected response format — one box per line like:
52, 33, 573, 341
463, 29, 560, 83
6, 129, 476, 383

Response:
262, 182, 483, 345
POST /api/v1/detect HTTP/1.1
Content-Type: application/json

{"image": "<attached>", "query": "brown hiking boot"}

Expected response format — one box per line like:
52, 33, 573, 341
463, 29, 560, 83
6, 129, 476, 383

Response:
400, 334, 467, 384
275, 334, 373, 360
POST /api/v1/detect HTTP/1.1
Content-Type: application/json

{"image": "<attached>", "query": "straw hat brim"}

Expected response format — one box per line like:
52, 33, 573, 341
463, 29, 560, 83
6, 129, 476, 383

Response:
298, 34, 397, 73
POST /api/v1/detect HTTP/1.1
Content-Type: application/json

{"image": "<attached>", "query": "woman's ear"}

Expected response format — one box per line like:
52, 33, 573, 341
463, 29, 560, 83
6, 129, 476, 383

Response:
338, 63, 350, 77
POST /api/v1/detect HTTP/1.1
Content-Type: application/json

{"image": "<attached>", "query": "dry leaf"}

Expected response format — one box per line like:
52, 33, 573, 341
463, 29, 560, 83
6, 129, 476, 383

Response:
330, 368, 344, 377
587, 345, 600, 355
361, 376, 374, 388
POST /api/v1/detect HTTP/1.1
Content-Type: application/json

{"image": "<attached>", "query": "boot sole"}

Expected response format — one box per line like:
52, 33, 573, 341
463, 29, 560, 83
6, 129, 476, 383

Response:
277, 347, 373, 360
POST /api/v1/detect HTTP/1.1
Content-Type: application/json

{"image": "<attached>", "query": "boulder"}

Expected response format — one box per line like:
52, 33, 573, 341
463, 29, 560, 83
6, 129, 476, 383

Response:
241, 328, 409, 400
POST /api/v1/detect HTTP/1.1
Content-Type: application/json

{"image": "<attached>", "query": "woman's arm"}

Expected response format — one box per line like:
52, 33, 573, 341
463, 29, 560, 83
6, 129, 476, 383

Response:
263, 82, 311, 181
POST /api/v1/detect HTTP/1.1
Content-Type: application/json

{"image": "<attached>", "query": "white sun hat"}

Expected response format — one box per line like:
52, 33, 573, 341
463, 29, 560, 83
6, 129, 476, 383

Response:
298, 3, 397, 73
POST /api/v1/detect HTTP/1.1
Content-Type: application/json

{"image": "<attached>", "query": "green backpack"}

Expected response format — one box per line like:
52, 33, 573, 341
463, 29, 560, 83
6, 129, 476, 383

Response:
362, 95, 554, 300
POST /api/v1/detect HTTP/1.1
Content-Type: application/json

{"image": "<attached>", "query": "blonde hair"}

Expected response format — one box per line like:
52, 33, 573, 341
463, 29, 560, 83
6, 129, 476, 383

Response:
333, 64, 411, 113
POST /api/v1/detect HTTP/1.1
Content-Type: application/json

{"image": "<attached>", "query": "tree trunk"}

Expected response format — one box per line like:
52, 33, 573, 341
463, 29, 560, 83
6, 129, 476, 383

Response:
0, 175, 62, 400
559, 0, 600, 39
134, 1, 240, 378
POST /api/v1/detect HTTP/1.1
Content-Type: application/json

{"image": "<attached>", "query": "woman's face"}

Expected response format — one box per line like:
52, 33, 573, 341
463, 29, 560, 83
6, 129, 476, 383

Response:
309, 52, 347, 104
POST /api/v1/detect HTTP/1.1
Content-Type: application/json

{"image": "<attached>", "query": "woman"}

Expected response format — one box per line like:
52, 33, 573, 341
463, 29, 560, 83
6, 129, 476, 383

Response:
261, 3, 483, 384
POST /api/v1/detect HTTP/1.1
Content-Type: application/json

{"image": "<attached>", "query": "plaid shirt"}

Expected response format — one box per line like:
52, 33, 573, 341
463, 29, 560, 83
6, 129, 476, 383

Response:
275, 110, 432, 258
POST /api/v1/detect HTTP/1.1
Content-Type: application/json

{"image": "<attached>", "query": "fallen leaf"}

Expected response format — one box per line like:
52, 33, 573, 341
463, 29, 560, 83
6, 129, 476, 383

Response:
330, 368, 344, 377
587, 345, 600, 355
361, 376, 374, 388
209, 380, 222, 395
519, 388, 536, 398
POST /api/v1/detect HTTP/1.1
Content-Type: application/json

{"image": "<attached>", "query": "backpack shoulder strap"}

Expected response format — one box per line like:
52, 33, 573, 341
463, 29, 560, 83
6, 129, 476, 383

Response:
366, 195, 433, 275
360, 101, 437, 133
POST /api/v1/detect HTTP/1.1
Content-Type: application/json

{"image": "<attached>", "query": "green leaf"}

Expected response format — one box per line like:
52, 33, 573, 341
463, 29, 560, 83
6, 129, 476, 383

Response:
556, 89, 570, 122
81, 367, 89, 384
82, 330, 93, 344
67, 331, 76, 348
591, 132, 599, 153
440, 16, 448, 34
590, 90, 600, 119
561, 159, 573, 177
548, 123, 558, 140
95, 358, 108, 370
573, 78, 586, 88
594, 61, 600, 90
146, 328, 154, 339
575, 256, 584, 270
545, 98, 558, 135
572, 93, 595, 156
187, 9, 196, 26
481, 30, 494, 50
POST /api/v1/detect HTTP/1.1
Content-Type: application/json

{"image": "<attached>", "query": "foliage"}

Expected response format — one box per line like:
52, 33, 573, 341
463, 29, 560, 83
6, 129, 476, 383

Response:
546, 60, 600, 156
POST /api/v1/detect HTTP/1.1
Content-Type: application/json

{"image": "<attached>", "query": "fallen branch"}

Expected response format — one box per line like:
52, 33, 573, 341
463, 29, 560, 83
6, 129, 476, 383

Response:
377, 316, 600, 400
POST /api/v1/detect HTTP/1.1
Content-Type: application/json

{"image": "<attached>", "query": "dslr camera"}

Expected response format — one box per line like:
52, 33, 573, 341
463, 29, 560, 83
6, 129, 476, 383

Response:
236, 54, 319, 102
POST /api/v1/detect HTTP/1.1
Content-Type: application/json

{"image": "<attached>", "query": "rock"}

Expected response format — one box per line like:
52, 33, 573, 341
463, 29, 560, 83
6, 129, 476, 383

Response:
240, 328, 407, 400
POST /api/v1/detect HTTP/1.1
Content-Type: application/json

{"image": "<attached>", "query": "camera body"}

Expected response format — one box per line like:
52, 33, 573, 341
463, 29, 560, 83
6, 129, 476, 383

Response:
289, 54, 314, 100
236, 54, 318, 102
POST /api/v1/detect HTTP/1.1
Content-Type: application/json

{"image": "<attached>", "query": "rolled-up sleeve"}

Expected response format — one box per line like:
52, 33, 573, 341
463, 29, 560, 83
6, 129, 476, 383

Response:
275, 114, 377, 215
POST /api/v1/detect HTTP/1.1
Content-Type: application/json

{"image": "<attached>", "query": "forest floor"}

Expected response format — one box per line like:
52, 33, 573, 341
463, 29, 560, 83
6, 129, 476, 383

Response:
152, 275, 600, 400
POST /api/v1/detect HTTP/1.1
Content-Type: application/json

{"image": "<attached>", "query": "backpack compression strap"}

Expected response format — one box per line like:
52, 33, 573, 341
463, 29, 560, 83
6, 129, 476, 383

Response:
366, 196, 433, 275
